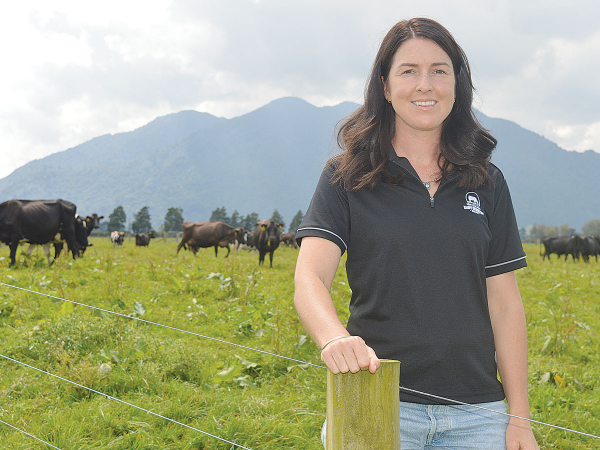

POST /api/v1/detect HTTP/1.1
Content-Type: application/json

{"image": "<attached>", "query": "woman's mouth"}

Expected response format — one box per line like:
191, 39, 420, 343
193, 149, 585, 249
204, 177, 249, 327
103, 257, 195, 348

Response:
412, 100, 437, 107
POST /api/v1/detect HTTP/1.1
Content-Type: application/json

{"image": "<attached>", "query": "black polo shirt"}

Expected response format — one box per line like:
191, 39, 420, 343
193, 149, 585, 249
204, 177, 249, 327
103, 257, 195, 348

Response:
296, 151, 527, 404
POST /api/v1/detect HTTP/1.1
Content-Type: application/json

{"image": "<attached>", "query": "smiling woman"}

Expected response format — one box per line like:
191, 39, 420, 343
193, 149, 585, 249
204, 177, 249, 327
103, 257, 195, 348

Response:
294, 17, 540, 450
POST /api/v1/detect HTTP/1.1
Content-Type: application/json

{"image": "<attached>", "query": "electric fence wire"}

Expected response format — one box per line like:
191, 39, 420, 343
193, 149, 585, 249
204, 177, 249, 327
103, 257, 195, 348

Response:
2, 281, 600, 442
0, 354, 252, 450
0, 418, 62, 450
0, 282, 322, 369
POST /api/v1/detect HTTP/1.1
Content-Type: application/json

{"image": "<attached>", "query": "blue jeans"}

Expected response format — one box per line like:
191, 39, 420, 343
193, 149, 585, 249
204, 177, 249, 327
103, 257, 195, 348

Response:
321, 400, 509, 449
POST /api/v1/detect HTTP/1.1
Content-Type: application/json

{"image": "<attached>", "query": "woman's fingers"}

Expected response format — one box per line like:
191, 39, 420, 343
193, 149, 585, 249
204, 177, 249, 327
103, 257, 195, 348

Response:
321, 336, 379, 374
366, 345, 381, 374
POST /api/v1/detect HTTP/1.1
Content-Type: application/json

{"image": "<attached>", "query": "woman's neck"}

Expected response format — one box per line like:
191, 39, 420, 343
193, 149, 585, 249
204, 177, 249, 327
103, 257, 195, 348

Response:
391, 130, 442, 168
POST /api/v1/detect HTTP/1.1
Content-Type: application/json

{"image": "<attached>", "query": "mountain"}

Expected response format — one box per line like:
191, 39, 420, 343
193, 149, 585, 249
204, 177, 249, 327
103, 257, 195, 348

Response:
0, 97, 598, 230
480, 114, 600, 230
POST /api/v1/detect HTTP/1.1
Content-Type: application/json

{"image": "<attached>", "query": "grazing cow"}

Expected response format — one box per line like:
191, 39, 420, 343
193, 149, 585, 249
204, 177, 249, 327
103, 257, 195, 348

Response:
232, 229, 255, 253
245, 232, 254, 249
280, 232, 298, 249
23, 216, 90, 266
135, 231, 155, 247
0, 199, 82, 266
176, 221, 242, 257
79, 213, 104, 255
540, 236, 583, 261
253, 220, 283, 268
110, 231, 126, 247
581, 236, 600, 263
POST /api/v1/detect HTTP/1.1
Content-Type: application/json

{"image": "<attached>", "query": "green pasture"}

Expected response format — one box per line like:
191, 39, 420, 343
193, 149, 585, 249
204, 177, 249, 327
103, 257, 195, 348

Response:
0, 239, 599, 449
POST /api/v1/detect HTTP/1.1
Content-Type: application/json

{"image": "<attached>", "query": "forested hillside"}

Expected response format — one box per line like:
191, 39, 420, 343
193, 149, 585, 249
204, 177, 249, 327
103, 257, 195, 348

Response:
1, 97, 598, 229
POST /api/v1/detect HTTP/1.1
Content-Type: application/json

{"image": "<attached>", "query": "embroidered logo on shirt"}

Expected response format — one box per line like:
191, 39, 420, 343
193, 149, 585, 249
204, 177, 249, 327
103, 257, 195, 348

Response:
464, 192, 484, 215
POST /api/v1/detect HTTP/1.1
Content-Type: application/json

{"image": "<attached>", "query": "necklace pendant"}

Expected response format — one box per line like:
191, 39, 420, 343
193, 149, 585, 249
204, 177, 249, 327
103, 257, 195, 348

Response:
424, 182, 431, 189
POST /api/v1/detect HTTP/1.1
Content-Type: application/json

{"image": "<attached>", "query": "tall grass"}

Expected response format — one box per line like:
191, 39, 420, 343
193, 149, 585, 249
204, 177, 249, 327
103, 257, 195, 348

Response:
0, 239, 598, 449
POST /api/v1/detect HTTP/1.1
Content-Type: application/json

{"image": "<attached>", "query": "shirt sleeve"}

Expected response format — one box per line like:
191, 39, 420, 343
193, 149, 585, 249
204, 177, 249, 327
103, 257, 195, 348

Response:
295, 163, 350, 254
485, 175, 527, 277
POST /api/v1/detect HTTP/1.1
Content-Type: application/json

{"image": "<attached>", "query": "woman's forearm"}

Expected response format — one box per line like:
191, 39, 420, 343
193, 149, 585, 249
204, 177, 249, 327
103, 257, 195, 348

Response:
294, 270, 350, 347
293, 236, 347, 346
488, 272, 531, 418
294, 237, 379, 373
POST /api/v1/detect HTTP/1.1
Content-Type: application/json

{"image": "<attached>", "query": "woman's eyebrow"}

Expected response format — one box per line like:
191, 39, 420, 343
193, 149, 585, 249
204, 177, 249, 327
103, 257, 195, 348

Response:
396, 62, 451, 67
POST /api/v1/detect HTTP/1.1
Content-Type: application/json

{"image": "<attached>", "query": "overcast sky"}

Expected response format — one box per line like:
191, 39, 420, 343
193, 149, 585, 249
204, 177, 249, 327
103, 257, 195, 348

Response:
1, 0, 599, 179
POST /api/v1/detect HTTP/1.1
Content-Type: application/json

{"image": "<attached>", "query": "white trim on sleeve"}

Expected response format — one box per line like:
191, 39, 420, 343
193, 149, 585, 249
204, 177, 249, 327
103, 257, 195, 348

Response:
297, 227, 348, 250
485, 255, 526, 270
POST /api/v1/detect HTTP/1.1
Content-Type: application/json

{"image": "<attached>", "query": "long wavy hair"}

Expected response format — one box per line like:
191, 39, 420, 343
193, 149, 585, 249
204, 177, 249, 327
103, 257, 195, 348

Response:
332, 17, 497, 190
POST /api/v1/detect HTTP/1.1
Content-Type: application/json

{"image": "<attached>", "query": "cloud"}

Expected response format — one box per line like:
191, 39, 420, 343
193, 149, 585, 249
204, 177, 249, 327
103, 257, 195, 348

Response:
1, 0, 599, 179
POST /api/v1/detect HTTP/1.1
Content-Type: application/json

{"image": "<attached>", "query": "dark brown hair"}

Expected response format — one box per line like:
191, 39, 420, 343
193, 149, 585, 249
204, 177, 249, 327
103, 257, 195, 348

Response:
333, 17, 497, 190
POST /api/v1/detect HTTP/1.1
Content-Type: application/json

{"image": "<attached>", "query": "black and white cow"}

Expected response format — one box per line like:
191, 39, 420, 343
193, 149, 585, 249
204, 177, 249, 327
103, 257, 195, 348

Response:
110, 231, 126, 247
0, 199, 83, 266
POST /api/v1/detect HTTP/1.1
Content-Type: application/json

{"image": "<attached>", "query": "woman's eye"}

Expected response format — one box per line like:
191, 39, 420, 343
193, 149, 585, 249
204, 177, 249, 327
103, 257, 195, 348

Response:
402, 69, 415, 75
433, 69, 447, 75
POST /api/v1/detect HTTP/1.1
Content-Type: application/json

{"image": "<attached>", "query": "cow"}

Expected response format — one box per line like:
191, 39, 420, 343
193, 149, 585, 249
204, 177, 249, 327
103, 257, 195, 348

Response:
111, 231, 126, 247
581, 236, 600, 263
253, 220, 283, 268
0, 199, 82, 266
231, 229, 253, 253
135, 231, 155, 247
280, 232, 298, 249
176, 221, 242, 257
22, 215, 90, 266
540, 236, 583, 261
79, 213, 104, 255
245, 232, 254, 249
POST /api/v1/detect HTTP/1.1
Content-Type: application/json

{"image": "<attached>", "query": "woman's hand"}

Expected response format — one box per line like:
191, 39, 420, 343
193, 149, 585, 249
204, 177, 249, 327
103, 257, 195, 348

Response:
320, 335, 380, 374
506, 418, 539, 450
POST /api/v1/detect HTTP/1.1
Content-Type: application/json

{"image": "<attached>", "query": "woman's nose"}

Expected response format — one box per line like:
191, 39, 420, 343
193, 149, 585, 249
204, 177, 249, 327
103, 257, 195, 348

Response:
416, 73, 433, 92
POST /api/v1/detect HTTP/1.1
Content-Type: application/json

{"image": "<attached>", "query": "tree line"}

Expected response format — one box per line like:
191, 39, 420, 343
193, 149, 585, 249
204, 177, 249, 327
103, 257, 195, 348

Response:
105, 205, 304, 235
106, 206, 184, 234
522, 219, 600, 242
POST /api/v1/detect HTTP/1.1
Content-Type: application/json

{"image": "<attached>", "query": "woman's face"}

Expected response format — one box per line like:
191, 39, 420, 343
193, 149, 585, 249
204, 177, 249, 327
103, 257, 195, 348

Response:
383, 38, 456, 137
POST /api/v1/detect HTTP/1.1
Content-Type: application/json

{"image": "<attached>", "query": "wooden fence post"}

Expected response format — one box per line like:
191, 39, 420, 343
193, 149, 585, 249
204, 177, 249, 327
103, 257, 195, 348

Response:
326, 359, 400, 450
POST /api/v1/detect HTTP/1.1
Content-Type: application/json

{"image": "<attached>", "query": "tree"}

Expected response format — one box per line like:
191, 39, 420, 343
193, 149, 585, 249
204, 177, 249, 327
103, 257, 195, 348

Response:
288, 210, 304, 233
132, 206, 152, 234
582, 219, 600, 236
270, 209, 285, 228
107, 206, 126, 232
529, 223, 567, 241
518, 227, 528, 242
558, 223, 576, 237
163, 207, 184, 232
241, 212, 259, 230
210, 206, 229, 224
230, 210, 240, 228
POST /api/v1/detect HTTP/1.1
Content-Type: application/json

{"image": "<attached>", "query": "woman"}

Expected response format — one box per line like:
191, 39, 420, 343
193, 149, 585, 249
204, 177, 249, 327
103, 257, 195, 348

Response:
294, 18, 539, 449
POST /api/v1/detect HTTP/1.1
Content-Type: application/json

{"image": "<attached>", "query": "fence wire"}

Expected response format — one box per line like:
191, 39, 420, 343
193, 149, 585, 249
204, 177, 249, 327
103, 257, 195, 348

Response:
0, 418, 62, 450
0, 354, 252, 450
1, 281, 599, 442
0, 282, 322, 369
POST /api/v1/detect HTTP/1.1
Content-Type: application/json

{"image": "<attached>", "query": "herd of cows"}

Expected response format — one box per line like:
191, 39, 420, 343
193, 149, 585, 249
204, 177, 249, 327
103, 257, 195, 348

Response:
173, 220, 297, 268
7, 200, 600, 267
5, 199, 597, 268
540, 235, 600, 262
0, 199, 298, 268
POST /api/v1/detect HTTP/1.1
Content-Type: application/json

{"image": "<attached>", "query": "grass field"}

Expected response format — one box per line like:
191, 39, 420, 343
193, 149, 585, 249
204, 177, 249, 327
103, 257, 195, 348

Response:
0, 239, 599, 449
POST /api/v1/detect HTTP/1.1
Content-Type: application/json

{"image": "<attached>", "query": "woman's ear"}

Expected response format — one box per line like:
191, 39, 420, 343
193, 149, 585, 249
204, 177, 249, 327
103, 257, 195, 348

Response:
381, 76, 389, 102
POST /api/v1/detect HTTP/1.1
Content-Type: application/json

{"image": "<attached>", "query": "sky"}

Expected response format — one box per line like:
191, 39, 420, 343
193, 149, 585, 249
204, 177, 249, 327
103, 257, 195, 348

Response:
1, 0, 599, 179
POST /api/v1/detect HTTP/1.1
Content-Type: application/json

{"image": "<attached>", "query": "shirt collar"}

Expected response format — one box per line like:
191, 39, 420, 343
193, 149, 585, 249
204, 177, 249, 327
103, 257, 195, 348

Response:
388, 146, 420, 179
